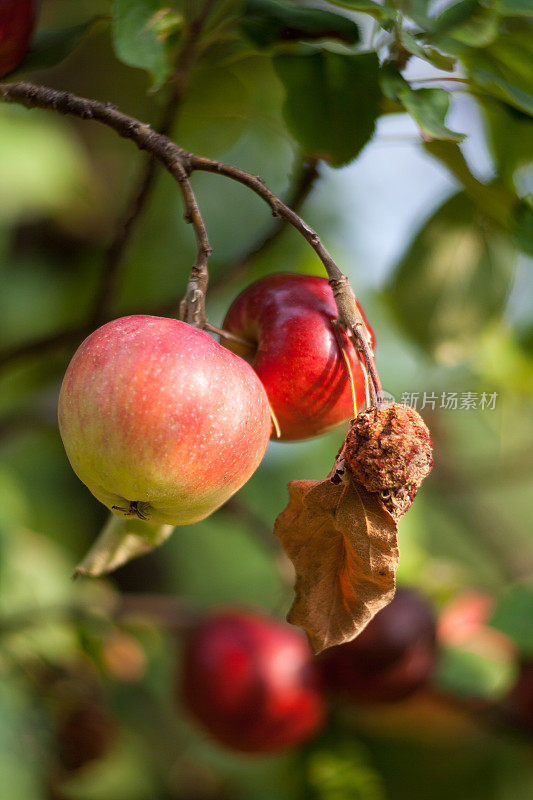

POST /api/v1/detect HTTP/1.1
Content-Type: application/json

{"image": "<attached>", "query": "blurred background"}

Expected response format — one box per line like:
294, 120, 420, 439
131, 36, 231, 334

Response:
0, 0, 532, 798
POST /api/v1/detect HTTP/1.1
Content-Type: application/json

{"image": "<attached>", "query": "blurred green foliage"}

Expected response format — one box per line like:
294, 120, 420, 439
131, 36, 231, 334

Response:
0, 0, 532, 798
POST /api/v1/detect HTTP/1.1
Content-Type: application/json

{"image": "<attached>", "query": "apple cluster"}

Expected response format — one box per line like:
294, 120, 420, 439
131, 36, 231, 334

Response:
178, 591, 533, 754
178, 589, 439, 753
48, 592, 532, 761
58, 274, 374, 527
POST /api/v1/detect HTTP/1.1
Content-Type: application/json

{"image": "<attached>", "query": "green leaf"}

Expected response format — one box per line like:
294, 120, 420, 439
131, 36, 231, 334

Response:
462, 30, 533, 115
386, 192, 516, 361
436, 644, 516, 699
15, 18, 101, 73
431, 0, 500, 47
239, 0, 360, 49
399, 30, 457, 71
490, 584, 533, 656
112, 0, 180, 89
381, 66, 464, 141
401, 87, 464, 141
274, 50, 380, 167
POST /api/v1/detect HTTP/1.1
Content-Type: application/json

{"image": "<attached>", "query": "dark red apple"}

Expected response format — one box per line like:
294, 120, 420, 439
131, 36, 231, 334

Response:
58, 316, 272, 525
181, 609, 326, 753
0, 0, 36, 78
221, 273, 375, 440
319, 588, 437, 703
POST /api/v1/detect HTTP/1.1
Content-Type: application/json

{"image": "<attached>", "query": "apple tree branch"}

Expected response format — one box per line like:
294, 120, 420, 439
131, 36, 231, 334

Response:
0, 80, 381, 396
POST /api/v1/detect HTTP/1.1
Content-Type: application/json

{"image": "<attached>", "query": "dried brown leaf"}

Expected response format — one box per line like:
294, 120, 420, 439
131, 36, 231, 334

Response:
274, 477, 399, 653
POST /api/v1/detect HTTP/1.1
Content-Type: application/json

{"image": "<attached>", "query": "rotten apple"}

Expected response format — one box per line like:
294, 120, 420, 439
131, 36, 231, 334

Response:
0, 0, 36, 78
58, 316, 272, 526
221, 273, 375, 440
181, 609, 326, 753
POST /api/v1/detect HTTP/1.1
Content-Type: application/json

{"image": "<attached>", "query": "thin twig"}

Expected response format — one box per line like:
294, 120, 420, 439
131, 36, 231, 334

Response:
0, 81, 380, 393
175, 163, 212, 327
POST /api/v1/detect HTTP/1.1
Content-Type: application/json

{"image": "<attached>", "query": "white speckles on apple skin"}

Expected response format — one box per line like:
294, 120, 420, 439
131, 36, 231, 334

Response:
58, 316, 272, 526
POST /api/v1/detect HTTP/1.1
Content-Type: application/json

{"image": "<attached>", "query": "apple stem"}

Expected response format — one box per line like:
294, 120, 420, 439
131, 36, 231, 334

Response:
268, 402, 282, 439
204, 323, 251, 348
357, 353, 372, 410
342, 350, 358, 418
332, 321, 358, 418
74, 514, 175, 579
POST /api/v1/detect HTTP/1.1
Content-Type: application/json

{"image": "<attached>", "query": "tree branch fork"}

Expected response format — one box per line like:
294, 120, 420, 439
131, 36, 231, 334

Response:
0, 80, 381, 398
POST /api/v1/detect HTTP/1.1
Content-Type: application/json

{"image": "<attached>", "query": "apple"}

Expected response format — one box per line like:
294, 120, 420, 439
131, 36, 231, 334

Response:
319, 588, 438, 703
0, 0, 36, 78
180, 609, 326, 753
221, 273, 375, 440
58, 316, 272, 526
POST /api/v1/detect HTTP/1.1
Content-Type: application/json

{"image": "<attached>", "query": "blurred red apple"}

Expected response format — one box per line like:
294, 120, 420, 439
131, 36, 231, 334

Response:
0, 0, 36, 78
319, 588, 438, 703
221, 273, 375, 440
181, 609, 326, 752
58, 316, 271, 525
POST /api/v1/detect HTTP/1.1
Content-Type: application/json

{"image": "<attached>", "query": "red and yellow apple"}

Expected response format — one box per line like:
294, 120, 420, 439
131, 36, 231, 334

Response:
0, 0, 36, 78
181, 609, 326, 752
221, 273, 375, 440
58, 316, 271, 525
